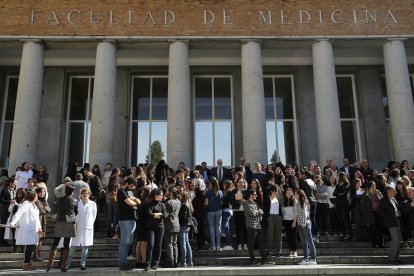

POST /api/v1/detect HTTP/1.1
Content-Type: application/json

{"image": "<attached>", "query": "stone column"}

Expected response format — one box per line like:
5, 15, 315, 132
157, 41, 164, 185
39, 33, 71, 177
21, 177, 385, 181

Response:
241, 40, 267, 165
8, 40, 44, 172
383, 39, 414, 161
89, 41, 117, 167
312, 39, 344, 164
167, 40, 192, 167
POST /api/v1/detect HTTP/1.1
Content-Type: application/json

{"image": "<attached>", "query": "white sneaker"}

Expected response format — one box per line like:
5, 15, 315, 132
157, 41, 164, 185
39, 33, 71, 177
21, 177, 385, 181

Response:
222, 245, 234, 251
293, 251, 298, 257
298, 259, 309, 265
238, 244, 243, 250
306, 259, 317, 265
289, 251, 294, 257
243, 244, 248, 250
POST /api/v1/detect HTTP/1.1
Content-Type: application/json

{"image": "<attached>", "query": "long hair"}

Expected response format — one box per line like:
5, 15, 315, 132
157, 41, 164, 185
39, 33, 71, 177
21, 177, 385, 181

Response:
283, 187, 295, 207
210, 177, 220, 196
296, 189, 309, 209
181, 191, 194, 213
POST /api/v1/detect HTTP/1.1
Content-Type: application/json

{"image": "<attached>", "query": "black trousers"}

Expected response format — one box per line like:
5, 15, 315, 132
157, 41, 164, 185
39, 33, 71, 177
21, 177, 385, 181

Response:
247, 228, 265, 261
316, 203, 329, 234
233, 211, 248, 245
283, 220, 297, 251
310, 201, 317, 235
336, 200, 353, 238
24, 244, 35, 263
370, 211, 384, 246
146, 227, 165, 266
51, 237, 71, 250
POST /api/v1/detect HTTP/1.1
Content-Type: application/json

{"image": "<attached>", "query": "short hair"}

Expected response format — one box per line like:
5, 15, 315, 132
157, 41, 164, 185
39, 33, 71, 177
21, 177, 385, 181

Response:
386, 185, 396, 191
167, 176, 176, 184
65, 184, 75, 196
80, 188, 91, 196
366, 181, 376, 190
125, 177, 137, 185
247, 189, 256, 197
26, 190, 37, 202
75, 173, 83, 180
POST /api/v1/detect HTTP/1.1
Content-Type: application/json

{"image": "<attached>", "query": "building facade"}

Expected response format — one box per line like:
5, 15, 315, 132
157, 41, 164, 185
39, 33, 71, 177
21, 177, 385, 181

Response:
1, 0, 414, 195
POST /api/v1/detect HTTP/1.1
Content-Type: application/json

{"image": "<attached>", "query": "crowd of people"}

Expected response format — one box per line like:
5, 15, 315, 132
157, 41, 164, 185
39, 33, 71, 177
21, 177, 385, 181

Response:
0, 157, 414, 271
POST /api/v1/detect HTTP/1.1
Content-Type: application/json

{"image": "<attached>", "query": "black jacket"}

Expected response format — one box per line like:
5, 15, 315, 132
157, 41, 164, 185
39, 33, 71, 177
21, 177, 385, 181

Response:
56, 196, 78, 223
178, 203, 192, 226
401, 199, 414, 230
145, 200, 166, 229
262, 195, 283, 229
378, 196, 400, 228
230, 189, 248, 210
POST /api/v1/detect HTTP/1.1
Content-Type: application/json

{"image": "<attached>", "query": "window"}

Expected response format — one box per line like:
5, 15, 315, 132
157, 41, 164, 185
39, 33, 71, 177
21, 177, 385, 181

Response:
264, 76, 298, 165
336, 75, 362, 163
194, 76, 233, 166
0, 76, 18, 168
63, 76, 94, 168
130, 76, 168, 166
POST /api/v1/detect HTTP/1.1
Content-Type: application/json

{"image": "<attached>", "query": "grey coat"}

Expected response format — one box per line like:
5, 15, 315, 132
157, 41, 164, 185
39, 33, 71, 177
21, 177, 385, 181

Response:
164, 198, 181, 233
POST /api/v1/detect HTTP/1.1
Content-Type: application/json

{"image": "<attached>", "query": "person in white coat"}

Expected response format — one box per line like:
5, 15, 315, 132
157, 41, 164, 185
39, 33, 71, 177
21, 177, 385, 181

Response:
67, 188, 97, 270
9, 190, 42, 271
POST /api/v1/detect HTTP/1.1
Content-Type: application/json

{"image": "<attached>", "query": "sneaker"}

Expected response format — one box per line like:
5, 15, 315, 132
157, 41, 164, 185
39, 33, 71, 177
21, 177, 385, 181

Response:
306, 259, 317, 265
243, 244, 248, 250
177, 262, 186, 267
217, 246, 223, 251
119, 265, 133, 271
292, 251, 298, 257
238, 244, 243, 250
208, 246, 216, 251
127, 255, 135, 260
80, 265, 86, 270
298, 259, 309, 265
249, 259, 261, 266
261, 259, 275, 265
289, 251, 294, 257
222, 245, 234, 251
186, 261, 193, 267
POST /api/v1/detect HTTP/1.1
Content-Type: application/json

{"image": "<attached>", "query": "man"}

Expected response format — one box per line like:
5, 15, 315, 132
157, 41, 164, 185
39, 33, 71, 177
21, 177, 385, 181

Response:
239, 157, 252, 183
71, 173, 90, 202
340, 158, 357, 182
211, 159, 230, 185
176, 162, 186, 174
200, 162, 211, 184
252, 162, 267, 190
243, 189, 274, 266
378, 185, 403, 265
118, 177, 141, 271
322, 158, 333, 174
164, 188, 181, 268
401, 187, 414, 249
359, 159, 374, 182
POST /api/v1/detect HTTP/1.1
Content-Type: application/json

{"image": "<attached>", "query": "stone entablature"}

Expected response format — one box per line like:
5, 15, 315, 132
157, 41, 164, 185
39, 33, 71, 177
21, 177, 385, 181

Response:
0, 0, 413, 37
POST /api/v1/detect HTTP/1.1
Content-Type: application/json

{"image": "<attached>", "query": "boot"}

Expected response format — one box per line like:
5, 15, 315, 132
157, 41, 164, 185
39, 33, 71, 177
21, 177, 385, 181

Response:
60, 249, 69, 272
32, 247, 42, 261
46, 249, 57, 272
23, 263, 36, 271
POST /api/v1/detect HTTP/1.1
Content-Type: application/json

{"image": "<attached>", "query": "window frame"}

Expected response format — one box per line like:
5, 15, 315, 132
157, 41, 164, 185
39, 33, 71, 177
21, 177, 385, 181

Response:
193, 75, 234, 167
263, 74, 299, 165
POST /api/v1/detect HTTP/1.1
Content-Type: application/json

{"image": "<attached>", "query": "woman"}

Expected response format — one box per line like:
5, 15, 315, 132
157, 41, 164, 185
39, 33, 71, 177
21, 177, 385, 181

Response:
327, 175, 339, 235
0, 177, 16, 245
191, 187, 206, 250
67, 188, 97, 270
26, 178, 37, 193
230, 178, 248, 250
16, 162, 33, 190
334, 172, 353, 241
102, 163, 113, 189
135, 188, 150, 269
106, 174, 120, 238
354, 171, 366, 189
249, 179, 263, 209
221, 180, 234, 250
349, 178, 367, 241
9, 190, 42, 271
263, 185, 283, 257
178, 191, 193, 267
205, 177, 223, 251
282, 187, 297, 257
34, 164, 49, 185
46, 184, 77, 272
144, 188, 166, 271
0, 169, 9, 194
154, 160, 169, 186
34, 187, 51, 261
400, 160, 410, 177
315, 174, 329, 237
294, 189, 317, 265
363, 181, 384, 248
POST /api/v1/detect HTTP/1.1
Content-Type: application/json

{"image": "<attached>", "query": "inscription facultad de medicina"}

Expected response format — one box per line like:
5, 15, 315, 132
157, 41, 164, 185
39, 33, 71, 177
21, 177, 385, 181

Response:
0, 0, 414, 36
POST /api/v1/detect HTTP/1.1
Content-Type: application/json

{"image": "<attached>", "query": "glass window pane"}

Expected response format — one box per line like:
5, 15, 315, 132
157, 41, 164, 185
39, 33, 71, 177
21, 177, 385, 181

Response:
69, 78, 90, 120
68, 123, 87, 164
151, 122, 167, 161
277, 121, 296, 165
266, 121, 277, 164
380, 76, 389, 119
0, 122, 13, 168
137, 122, 150, 164
5, 77, 18, 121
341, 121, 358, 163
214, 77, 231, 120
152, 78, 168, 120
214, 121, 232, 166
88, 79, 94, 121
275, 78, 294, 120
195, 78, 212, 120
337, 77, 355, 119
195, 122, 213, 166
264, 78, 275, 120
133, 78, 150, 121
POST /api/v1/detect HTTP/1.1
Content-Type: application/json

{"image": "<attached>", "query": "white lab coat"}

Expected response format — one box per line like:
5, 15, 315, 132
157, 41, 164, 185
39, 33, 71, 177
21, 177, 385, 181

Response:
10, 201, 41, 245
71, 199, 97, 247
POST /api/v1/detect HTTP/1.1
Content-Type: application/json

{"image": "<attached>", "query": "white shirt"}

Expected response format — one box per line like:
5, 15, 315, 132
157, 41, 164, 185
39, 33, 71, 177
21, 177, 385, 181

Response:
269, 196, 279, 215
16, 170, 33, 190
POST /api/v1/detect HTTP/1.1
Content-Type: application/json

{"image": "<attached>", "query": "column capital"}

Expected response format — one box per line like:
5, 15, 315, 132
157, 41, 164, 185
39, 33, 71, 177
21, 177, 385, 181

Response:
384, 38, 407, 46
19, 39, 47, 49
313, 38, 334, 45
98, 39, 118, 49
168, 39, 190, 44
241, 39, 262, 45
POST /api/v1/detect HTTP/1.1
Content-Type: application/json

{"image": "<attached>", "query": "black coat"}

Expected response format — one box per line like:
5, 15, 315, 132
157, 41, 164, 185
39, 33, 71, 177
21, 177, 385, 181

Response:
378, 196, 400, 228
401, 199, 414, 230
339, 166, 357, 181
211, 167, 231, 183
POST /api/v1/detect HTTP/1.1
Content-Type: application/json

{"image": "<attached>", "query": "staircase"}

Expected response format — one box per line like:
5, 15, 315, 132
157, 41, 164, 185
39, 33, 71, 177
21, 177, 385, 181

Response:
1, 212, 413, 273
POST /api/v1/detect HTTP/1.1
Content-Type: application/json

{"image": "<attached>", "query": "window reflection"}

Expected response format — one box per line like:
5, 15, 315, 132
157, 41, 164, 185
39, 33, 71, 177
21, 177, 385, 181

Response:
195, 122, 213, 165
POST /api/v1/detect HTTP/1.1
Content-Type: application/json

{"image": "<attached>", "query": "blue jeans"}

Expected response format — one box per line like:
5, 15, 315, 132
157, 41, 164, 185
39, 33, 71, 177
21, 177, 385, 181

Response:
107, 204, 118, 234
207, 210, 222, 249
118, 220, 136, 267
67, 246, 89, 267
178, 225, 192, 263
298, 222, 316, 260
221, 211, 232, 246
146, 227, 165, 266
